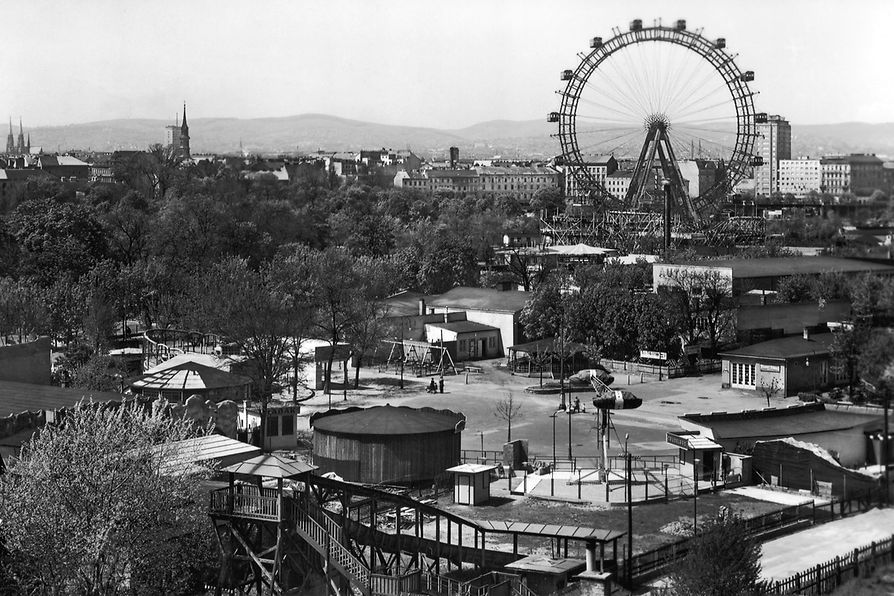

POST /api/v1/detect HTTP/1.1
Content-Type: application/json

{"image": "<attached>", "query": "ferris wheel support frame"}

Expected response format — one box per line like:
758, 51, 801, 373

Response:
554, 22, 759, 224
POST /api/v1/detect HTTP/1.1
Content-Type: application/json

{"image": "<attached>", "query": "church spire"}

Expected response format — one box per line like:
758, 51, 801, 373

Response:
16, 117, 25, 154
181, 102, 188, 132
6, 118, 14, 154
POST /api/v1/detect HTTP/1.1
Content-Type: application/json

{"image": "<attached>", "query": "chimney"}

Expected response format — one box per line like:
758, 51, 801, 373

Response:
803, 328, 810, 340
418, 298, 425, 316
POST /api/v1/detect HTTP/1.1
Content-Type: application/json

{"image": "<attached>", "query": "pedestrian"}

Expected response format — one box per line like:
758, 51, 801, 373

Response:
427, 378, 436, 393
439, 376, 444, 393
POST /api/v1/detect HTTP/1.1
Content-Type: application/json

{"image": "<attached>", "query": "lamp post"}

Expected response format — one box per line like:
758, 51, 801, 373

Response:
693, 457, 700, 535
550, 410, 561, 496
567, 404, 573, 461
626, 444, 633, 586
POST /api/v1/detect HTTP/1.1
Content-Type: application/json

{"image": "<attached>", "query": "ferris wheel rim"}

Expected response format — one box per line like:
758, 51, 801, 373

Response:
555, 23, 758, 213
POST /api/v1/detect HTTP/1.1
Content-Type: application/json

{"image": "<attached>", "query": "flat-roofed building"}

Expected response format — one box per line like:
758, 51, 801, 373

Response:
653, 256, 894, 298
561, 155, 618, 206
755, 115, 791, 196
778, 158, 821, 196
821, 156, 851, 196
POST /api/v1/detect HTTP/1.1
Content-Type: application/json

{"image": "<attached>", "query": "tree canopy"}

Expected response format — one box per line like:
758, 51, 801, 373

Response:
0, 403, 216, 594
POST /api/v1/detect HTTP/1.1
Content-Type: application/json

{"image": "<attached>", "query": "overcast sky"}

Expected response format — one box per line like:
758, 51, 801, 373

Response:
3, 0, 891, 129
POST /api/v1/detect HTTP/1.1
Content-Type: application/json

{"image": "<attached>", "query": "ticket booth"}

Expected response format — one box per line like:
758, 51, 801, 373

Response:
667, 431, 724, 484
447, 464, 496, 505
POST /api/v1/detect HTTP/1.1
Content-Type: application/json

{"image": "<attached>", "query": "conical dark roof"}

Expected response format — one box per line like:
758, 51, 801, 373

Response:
311, 405, 465, 436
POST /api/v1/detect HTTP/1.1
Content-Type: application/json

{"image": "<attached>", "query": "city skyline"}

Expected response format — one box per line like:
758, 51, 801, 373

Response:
2, 0, 892, 129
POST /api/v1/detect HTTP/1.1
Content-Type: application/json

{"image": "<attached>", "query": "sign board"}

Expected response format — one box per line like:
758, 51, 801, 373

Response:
640, 350, 667, 361
666, 432, 692, 449
760, 364, 781, 373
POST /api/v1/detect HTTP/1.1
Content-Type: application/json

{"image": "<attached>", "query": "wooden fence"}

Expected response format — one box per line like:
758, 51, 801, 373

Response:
770, 534, 894, 595
601, 358, 721, 379
624, 495, 874, 585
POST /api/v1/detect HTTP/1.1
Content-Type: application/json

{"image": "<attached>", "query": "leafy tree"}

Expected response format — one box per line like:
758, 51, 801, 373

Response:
0, 277, 44, 344
857, 329, 894, 397
344, 257, 392, 388
415, 229, 480, 293
658, 267, 735, 355
520, 275, 566, 340
669, 511, 767, 596
187, 255, 315, 444
0, 403, 215, 594
70, 353, 126, 392
8, 196, 109, 283
529, 187, 565, 216
308, 247, 374, 396
773, 273, 815, 304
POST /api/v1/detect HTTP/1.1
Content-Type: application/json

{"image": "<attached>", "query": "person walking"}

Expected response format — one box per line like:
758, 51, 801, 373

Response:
438, 376, 444, 393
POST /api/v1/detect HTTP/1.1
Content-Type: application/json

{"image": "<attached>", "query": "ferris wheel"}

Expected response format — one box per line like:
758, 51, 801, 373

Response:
550, 19, 764, 223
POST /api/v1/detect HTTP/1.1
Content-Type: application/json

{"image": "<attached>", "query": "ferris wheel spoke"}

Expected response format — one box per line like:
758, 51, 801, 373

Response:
675, 116, 739, 126
576, 129, 642, 155
595, 58, 652, 118
668, 79, 733, 122
576, 126, 643, 135
616, 45, 655, 114
575, 95, 643, 122
661, 52, 708, 115
589, 76, 652, 121
664, 60, 723, 118
575, 115, 644, 126
673, 96, 738, 123
580, 79, 649, 122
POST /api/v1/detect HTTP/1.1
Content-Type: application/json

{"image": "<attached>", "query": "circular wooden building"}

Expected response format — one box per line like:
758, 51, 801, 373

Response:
310, 405, 465, 485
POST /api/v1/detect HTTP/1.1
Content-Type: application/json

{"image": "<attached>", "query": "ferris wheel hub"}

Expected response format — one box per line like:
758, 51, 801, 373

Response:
644, 113, 671, 132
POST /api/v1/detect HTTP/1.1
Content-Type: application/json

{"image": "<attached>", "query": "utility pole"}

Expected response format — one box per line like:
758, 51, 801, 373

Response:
626, 450, 633, 586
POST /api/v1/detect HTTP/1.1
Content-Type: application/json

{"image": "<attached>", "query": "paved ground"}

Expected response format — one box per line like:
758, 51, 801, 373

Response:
760, 508, 894, 581
729, 486, 831, 506
293, 358, 786, 461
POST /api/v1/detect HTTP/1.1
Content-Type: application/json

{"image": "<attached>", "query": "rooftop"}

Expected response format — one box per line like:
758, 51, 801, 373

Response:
428, 287, 532, 313
131, 361, 252, 392
718, 332, 836, 360
0, 380, 122, 418
446, 463, 497, 474
680, 402, 881, 441
310, 405, 465, 436
223, 454, 317, 479
425, 320, 499, 334
670, 256, 894, 279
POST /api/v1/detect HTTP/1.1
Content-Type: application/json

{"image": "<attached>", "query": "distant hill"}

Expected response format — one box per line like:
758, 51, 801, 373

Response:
24, 114, 894, 160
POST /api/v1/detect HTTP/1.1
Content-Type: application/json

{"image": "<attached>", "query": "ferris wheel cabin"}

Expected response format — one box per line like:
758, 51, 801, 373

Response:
589, 37, 603, 49
675, 19, 687, 30
629, 19, 642, 31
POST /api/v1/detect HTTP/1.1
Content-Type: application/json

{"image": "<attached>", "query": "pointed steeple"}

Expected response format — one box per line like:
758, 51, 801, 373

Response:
16, 117, 25, 154
5, 118, 14, 154
181, 102, 188, 133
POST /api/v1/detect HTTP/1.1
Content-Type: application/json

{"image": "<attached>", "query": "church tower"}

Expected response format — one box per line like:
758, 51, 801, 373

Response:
16, 118, 25, 154
5, 119, 14, 154
179, 102, 190, 159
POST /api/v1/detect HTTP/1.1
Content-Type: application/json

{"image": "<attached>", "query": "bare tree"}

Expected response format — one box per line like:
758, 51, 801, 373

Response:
758, 378, 781, 407
494, 392, 523, 443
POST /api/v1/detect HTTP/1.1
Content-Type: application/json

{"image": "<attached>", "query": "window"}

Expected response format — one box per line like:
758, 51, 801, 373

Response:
488, 336, 496, 348
731, 362, 756, 388
281, 414, 294, 436
459, 339, 467, 352
267, 415, 279, 437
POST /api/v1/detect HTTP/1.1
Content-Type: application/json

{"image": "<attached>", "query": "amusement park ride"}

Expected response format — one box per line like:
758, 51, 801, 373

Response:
545, 19, 767, 248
